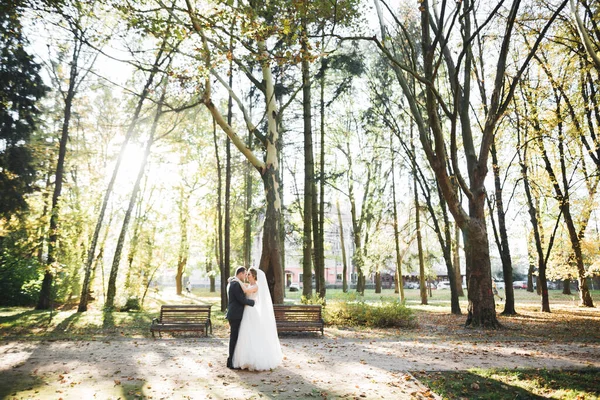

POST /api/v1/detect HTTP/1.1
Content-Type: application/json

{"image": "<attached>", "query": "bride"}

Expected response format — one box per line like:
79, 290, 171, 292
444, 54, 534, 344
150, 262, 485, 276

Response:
232, 267, 283, 371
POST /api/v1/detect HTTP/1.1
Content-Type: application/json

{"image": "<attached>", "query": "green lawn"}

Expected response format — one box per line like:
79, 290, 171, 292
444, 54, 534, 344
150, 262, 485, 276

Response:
1, 287, 597, 339
413, 368, 600, 400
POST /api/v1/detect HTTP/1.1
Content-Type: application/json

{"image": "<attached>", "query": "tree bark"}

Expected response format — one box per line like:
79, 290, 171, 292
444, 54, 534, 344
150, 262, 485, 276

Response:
316, 38, 327, 299
415, 170, 427, 306
225, 36, 234, 281
213, 118, 226, 311
259, 165, 284, 303
563, 278, 572, 295
256, 57, 285, 304
176, 185, 189, 296
336, 199, 348, 293
243, 118, 253, 269
391, 149, 405, 301
301, 11, 314, 299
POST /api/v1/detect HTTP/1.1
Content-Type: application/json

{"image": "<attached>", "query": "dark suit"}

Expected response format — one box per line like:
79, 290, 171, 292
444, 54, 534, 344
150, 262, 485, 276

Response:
226, 280, 255, 368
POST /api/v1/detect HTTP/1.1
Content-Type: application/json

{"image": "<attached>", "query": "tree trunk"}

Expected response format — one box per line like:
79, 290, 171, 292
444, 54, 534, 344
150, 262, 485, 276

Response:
213, 118, 226, 311
437, 184, 461, 314
490, 140, 516, 314
375, 272, 382, 293
257, 58, 285, 304
391, 151, 405, 302
414, 166, 427, 306
349, 186, 364, 295
259, 165, 284, 303
316, 42, 327, 299
243, 121, 253, 269
453, 223, 464, 296
225, 41, 234, 281
301, 12, 314, 300
563, 278, 572, 295
463, 211, 498, 328
176, 186, 189, 296
337, 199, 348, 293
37, 39, 79, 310
105, 95, 163, 310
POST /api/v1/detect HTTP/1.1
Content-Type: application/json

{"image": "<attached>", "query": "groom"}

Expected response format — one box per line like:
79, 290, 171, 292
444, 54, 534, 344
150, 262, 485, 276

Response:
226, 266, 255, 369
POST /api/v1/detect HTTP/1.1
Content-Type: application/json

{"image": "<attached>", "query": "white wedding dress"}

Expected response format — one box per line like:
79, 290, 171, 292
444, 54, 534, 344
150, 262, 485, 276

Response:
232, 269, 283, 371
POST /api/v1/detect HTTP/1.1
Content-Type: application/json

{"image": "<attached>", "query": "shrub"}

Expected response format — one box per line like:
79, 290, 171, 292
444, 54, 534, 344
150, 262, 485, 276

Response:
323, 300, 415, 328
121, 297, 142, 312
0, 253, 41, 306
300, 295, 327, 306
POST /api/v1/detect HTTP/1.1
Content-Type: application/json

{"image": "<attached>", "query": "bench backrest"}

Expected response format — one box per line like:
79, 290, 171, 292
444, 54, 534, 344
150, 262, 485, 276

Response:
273, 305, 322, 321
159, 305, 211, 323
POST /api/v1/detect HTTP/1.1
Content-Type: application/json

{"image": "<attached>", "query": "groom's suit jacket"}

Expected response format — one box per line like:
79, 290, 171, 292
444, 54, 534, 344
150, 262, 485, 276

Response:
226, 280, 255, 320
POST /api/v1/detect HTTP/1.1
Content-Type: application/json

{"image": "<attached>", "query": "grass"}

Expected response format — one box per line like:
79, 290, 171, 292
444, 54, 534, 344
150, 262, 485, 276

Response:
413, 368, 600, 399
1, 288, 598, 339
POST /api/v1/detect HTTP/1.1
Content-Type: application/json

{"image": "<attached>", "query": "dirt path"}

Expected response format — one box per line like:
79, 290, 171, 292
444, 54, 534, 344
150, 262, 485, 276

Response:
2, 324, 599, 400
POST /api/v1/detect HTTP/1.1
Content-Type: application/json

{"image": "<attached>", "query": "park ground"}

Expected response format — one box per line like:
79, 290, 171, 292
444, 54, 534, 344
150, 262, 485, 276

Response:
1, 288, 600, 400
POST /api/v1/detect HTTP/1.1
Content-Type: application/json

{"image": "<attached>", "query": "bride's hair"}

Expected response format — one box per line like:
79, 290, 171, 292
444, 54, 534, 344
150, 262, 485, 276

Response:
248, 268, 258, 281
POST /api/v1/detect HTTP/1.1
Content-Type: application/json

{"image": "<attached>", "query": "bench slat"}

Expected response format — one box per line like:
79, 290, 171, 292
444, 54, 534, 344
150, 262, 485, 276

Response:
273, 305, 324, 335
151, 305, 212, 338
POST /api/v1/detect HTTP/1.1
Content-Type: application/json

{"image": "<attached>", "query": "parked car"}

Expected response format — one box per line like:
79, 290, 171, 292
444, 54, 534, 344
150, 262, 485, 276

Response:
494, 281, 505, 290
547, 281, 558, 290
404, 282, 420, 289
288, 283, 299, 292
437, 281, 452, 290
512, 280, 528, 289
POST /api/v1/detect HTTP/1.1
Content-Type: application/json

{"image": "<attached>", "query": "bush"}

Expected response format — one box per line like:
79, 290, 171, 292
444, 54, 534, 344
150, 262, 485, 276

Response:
0, 253, 41, 306
323, 300, 415, 328
300, 295, 327, 306
121, 297, 142, 312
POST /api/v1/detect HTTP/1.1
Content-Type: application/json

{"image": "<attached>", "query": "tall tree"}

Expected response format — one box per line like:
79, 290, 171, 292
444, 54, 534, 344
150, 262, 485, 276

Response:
336, 199, 348, 292
486, 136, 516, 315
38, 3, 100, 309
301, 2, 315, 299
372, 0, 567, 326
105, 85, 168, 310
78, 2, 174, 312
0, 0, 48, 219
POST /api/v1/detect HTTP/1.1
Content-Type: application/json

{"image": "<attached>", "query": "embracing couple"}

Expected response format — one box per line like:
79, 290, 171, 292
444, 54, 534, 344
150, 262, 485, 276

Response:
226, 266, 283, 371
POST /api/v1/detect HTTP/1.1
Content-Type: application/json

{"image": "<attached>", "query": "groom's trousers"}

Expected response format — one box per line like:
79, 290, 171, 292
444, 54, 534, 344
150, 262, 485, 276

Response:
228, 318, 242, 367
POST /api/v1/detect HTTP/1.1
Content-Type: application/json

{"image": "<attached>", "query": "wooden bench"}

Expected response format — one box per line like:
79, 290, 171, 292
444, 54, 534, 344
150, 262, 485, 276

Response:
150, 304, 212, 338
273, 304, 324, 335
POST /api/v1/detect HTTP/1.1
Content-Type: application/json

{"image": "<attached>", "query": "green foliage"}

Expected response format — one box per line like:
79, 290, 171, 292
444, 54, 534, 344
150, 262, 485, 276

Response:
0, 252, 41, 306
121, 297, 142, 312
0, 219, 43, 306
0, 0, 48, 219
300, 295, 326, 306
323, 300, 415, 328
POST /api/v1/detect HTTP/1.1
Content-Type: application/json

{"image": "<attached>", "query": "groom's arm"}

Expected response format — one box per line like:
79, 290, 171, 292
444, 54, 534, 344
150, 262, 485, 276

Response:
231, 282, 255, 307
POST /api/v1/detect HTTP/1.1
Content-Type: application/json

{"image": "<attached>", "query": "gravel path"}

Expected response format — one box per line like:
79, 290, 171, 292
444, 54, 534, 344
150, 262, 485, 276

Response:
2, 327, 599, 400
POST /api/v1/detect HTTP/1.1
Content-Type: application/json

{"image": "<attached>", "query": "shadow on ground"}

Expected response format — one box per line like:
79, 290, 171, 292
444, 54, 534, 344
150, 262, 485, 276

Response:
412, 368, 600, 400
